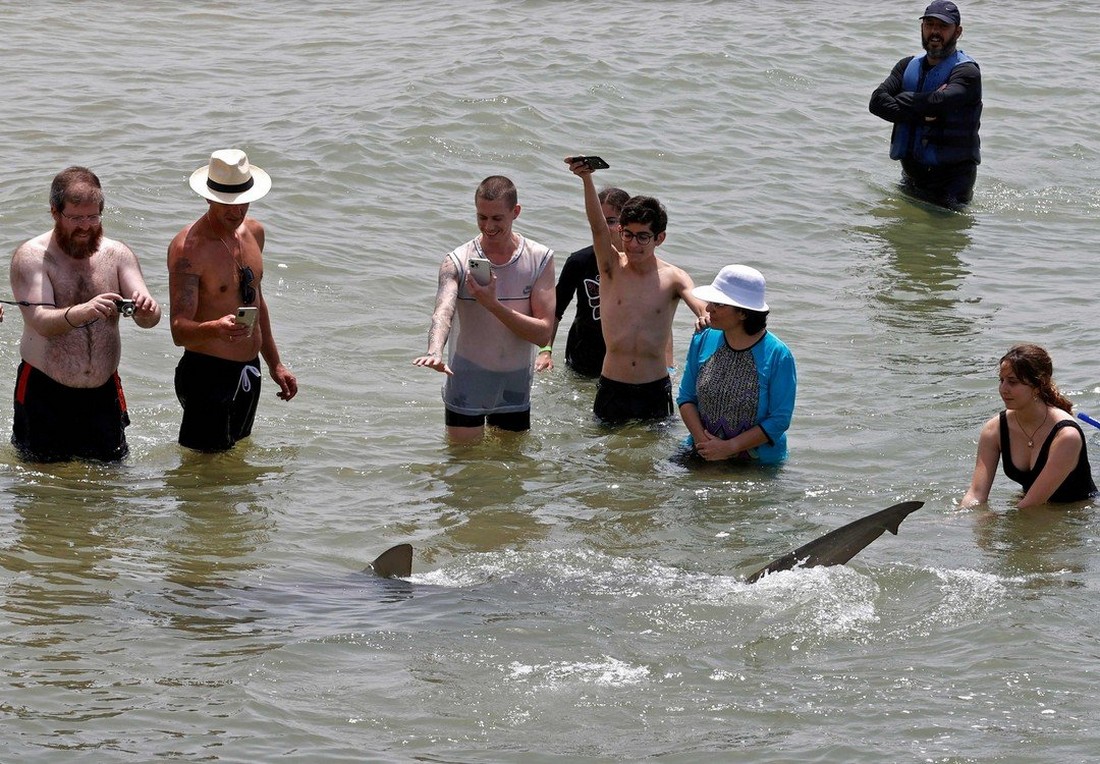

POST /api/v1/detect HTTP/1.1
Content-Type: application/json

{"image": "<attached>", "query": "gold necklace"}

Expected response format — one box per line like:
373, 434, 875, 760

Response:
218, 232, 237, 260
1019, 407, 1050, 449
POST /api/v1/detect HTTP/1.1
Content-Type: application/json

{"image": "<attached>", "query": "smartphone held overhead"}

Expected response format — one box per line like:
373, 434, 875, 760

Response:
569, 155, 610, 171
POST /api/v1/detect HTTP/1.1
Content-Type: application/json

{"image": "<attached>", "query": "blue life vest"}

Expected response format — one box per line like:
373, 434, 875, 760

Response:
889, 49, 981, 166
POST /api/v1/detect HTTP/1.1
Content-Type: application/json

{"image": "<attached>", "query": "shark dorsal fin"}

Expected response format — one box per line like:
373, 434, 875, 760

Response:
368, 543, 413, 578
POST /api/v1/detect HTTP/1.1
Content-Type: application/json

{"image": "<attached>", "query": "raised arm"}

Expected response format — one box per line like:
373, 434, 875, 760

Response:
566, 158, 617, 275
412, 256, 460, 375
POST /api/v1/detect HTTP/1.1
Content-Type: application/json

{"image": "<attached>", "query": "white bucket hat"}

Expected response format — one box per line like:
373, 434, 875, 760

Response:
189, 149, 271, 204
692, 264, 769, 312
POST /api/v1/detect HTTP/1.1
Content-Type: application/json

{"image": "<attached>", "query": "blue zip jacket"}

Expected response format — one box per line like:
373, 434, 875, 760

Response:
676, 329, 796, 464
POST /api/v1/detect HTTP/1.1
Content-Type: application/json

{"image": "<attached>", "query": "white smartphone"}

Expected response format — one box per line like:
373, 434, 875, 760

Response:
468, 257, 492, 286
235, 306, 259, 335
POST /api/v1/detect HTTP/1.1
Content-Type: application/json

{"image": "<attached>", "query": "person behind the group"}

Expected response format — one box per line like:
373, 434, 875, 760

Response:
536, 186, 630, 378
868, 1, 982, 208
9, 166, 161, 462
961, 344, 1096, 509
167, 149, 298, 452
412, 176, 555, 443
565, 157, 705, 423
676, 265, 795, 464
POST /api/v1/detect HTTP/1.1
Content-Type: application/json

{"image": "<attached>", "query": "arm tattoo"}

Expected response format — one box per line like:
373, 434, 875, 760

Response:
427, 259, 459, 354
169, 272, 199, 318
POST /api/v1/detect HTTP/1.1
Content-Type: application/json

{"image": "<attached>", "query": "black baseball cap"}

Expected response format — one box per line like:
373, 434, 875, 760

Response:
921, 1, 961, 25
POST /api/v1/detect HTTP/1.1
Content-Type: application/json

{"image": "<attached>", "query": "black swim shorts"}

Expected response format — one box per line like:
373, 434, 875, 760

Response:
12, 360, 130, 462
444, 407, 531, 432
593, 375, 674, 424
174, 351, 262, 452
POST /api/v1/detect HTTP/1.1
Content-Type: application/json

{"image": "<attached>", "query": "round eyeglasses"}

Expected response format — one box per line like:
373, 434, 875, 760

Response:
60, 212, 103, 224
620, 229, 654, 245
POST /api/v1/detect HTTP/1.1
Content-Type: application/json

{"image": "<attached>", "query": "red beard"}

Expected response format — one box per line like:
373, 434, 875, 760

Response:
54, 222, 103, 260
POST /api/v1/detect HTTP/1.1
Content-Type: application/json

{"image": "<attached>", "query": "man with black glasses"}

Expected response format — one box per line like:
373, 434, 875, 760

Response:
9, 166, 161, 461
565, 157, 705, 424
167, 149, 297, 452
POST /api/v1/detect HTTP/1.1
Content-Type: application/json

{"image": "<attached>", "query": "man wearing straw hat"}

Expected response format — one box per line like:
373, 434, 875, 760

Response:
9, 166, 162, 462
167, 149, 298, 452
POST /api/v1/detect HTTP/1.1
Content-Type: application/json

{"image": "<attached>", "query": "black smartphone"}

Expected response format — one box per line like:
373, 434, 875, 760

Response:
571, 155, 610, 171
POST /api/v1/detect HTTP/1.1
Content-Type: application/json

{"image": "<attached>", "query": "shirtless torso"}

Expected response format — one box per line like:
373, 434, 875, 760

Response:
168, 209, 266, 362
598, 253, 696, 383
570, 161, 704, 385
11, 226, 159, 388
167, 203, 297, 399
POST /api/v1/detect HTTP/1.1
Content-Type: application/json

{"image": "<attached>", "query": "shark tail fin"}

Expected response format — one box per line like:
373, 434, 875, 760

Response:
369, 543, 413, 578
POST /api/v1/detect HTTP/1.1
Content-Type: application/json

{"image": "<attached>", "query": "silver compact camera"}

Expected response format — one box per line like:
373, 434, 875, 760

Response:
115, 299, 135, 317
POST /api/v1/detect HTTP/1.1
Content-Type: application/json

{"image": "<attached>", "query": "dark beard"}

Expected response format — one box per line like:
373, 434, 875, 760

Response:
922, 30, 960, 59
54, 223, 103, 260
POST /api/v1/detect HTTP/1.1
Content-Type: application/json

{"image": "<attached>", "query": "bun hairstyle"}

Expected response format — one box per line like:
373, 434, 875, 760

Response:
1000, 343, 1074, 413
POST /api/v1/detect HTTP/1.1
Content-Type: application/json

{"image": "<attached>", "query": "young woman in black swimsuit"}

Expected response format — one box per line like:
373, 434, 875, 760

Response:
962, 344, 1097, 509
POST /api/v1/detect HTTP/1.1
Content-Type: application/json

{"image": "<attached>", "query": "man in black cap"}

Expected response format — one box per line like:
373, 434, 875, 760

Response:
869, 1, 982, 208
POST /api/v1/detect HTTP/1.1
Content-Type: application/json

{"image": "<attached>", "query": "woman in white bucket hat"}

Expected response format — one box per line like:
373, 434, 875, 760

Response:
675, 264, 796, 464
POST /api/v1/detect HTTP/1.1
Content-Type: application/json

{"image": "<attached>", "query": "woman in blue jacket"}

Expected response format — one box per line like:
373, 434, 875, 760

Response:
676, 265, 796, 464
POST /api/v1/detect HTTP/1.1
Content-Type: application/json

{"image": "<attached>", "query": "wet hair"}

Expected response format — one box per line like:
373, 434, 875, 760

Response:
598, 187, 630, 213
618, 195, 667, 235
1000, 343, 1074, 413
739, 309, 769, 335
475, 175, 518, 208
50, 166, 104, 213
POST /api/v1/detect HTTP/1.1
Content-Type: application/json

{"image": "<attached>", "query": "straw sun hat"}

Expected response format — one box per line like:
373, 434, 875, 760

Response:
189, 149, 271, 204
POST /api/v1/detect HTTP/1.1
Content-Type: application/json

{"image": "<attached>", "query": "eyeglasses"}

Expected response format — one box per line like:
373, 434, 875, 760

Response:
620, 229, 655, 245
239, 266, 256, 305
60, 212, 102, 224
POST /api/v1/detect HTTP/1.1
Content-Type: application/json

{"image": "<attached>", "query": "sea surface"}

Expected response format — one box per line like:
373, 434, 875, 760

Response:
2, 2, 1100, 762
